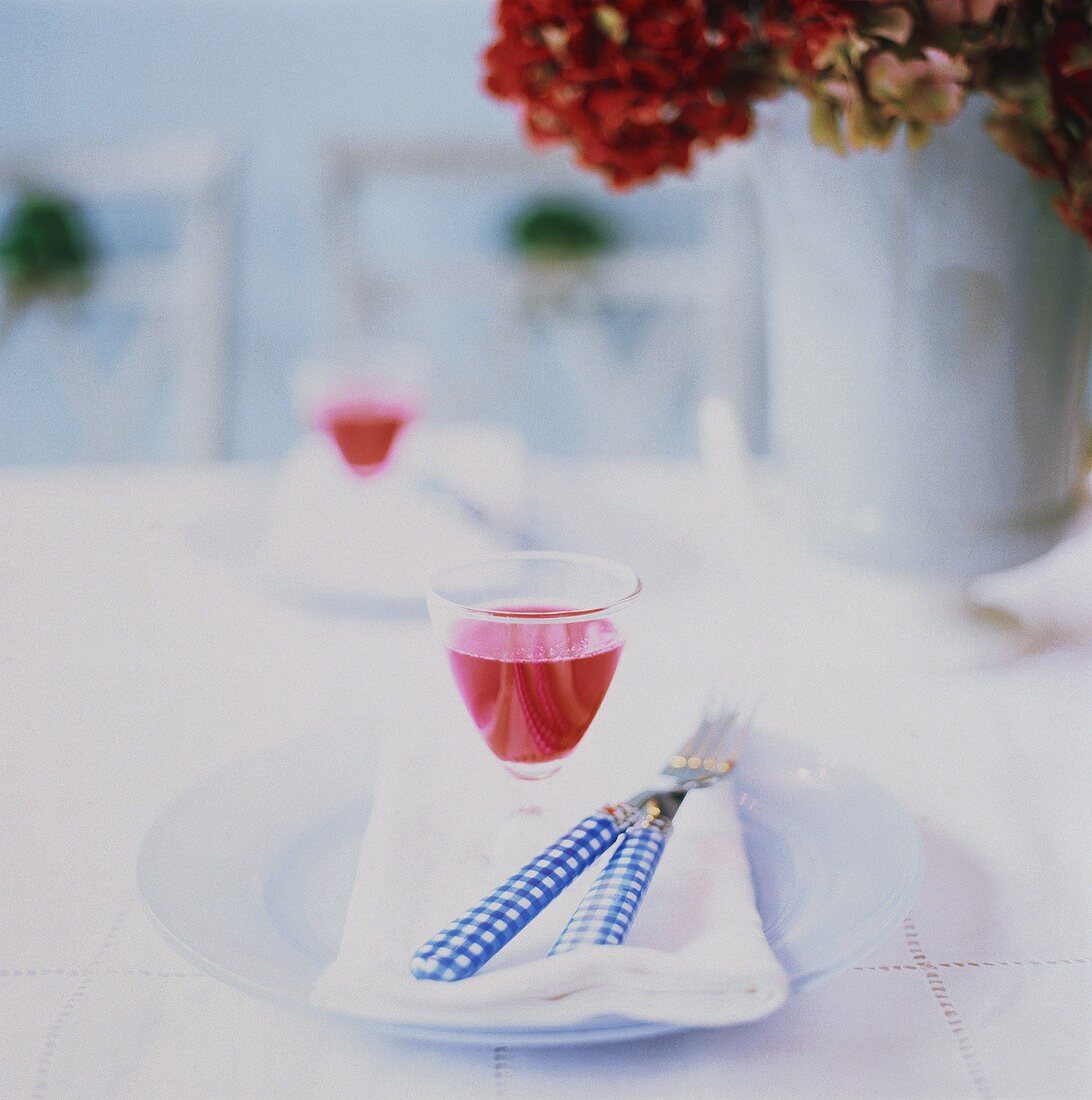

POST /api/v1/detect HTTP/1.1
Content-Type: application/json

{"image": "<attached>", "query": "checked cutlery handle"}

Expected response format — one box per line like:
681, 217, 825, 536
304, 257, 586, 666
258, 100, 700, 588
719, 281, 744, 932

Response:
411, 806, 636, 982
548, 818, 671, 954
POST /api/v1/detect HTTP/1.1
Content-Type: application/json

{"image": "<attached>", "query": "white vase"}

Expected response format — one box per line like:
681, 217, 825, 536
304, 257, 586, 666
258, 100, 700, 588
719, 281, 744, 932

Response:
753, 96, 1091, 579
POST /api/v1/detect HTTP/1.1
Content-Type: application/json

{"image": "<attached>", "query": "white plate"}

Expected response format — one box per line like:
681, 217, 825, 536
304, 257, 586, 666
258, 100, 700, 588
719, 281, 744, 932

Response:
138, 729, 921, 1047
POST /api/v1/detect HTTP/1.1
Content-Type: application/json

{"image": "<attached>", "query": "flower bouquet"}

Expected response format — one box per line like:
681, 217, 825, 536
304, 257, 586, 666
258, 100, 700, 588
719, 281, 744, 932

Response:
483, 1, 1091, 241
482, 1, 1091, 586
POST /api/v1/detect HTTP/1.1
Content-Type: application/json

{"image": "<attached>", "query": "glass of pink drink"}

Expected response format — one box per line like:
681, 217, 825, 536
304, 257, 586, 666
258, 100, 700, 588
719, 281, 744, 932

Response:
427, 552, 641, 780
316, 393, 418, 477
294, 348, 427, 477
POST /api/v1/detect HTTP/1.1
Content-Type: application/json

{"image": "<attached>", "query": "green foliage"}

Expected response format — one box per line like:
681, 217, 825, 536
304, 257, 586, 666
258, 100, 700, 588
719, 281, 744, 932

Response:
0, 191, 97, 305
509, 198, 615, 261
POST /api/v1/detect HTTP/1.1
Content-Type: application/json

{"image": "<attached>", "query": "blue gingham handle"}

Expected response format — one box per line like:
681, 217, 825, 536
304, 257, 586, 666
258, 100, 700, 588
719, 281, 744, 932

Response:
548, 819, 671, 954
410, 807, 633, 982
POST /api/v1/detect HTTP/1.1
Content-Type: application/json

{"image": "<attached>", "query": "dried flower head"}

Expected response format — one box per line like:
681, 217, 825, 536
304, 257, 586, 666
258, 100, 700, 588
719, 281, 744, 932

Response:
484, 1, 768, 187
482, 0, 1092, 243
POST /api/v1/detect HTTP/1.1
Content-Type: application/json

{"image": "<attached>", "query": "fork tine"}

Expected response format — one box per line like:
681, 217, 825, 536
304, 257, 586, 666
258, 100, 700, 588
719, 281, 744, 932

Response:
675, 714, 728, 765
696, 712, 735, 765
671, 719, 727, 772
667, 690, 755, 774
672, 718, 712, 763
721, 708, 753, 765
696, 693, 755, 768
701, 712, 744, 770
691, 690, 743, 752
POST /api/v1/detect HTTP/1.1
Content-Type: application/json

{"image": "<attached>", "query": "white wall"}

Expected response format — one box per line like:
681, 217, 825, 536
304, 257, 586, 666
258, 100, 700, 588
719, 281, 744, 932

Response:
1, 1, 513, 461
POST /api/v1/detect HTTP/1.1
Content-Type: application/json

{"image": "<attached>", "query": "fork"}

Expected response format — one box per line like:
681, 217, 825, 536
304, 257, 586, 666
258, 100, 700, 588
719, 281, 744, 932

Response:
549, 696, 750, 955
410, 696, 749, 982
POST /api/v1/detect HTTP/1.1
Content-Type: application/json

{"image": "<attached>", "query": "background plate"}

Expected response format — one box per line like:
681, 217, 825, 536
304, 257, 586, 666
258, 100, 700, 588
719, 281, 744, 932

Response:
138, 728, 921, 1046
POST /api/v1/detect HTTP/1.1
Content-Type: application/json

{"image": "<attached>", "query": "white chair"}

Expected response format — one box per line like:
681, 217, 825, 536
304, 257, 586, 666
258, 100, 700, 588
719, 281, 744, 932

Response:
317, 139, 765, 455
0, 135, 236, 462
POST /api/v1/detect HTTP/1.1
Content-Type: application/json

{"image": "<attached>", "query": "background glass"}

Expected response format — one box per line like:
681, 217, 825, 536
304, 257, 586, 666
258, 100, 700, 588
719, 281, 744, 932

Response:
293, 343, 428, 477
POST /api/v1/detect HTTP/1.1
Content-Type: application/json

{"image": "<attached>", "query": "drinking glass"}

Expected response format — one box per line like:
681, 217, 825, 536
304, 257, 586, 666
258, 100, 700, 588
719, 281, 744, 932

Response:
293, 343, 427, 477
427, 552, 641, 781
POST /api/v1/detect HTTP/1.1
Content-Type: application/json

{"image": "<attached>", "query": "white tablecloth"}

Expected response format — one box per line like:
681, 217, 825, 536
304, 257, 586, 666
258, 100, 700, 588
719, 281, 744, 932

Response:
1, 461, 1089, 1099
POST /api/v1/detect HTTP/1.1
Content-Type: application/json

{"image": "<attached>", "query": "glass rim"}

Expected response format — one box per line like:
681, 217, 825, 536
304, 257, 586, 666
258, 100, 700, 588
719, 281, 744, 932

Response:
427, 550, 642, 624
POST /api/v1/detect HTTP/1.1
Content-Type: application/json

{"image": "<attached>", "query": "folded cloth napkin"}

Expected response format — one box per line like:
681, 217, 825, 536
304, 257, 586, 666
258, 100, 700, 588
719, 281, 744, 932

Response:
309, 727, 789, 1032
262, 433, 510, 606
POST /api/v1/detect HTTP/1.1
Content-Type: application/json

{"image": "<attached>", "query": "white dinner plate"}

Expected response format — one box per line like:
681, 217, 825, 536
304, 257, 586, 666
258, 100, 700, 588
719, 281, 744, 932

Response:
138, 728, 921, 1047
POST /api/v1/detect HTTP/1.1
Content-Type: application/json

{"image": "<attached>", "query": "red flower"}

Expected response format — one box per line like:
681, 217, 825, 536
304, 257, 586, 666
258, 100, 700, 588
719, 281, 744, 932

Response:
776, 0, 856, 74
1053, 133, 1092, 238
482, 0, 1092, 243
483, 0, 763, 187
1045, 16, 1092, 126
924, 0, 1005, 31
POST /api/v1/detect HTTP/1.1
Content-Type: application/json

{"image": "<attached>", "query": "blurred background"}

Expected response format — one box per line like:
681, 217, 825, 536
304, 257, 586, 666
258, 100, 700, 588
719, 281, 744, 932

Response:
0, 0, 766, 468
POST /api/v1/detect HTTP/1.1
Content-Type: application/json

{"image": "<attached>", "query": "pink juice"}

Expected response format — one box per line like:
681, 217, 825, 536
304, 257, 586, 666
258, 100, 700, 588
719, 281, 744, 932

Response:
446, 608, 623, 768
319, 397, 415, 475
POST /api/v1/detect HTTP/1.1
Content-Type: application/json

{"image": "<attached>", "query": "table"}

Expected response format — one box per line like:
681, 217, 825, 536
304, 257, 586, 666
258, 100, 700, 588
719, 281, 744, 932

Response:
1, 461, 1089, 1099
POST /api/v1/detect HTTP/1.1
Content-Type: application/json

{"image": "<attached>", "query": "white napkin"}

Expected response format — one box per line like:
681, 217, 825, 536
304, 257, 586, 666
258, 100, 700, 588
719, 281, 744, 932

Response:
310, 730, 789, 1031
261, 432, 512, 606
